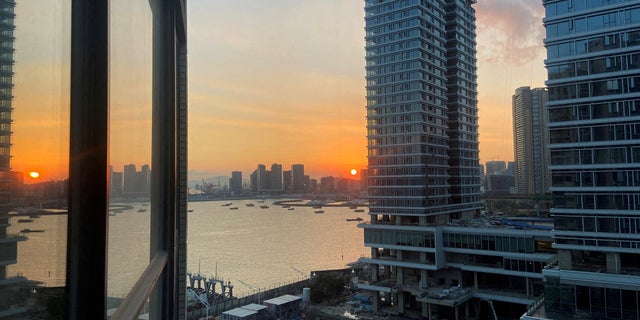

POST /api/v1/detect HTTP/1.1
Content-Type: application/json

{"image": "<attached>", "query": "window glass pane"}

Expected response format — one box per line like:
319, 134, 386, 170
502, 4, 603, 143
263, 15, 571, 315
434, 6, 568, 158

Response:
107, 0, 153, 308
3, 2, 70, 318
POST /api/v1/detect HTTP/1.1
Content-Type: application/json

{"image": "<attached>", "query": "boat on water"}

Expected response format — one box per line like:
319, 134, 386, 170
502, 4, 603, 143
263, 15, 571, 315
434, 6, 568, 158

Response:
21, 229, 45, 233
229, 207, 238, 210
245, 203, 255, 207
346, 217, 363, 222
221, 203, 233, 207
187, 209, 194, 212
260, 205, 269, 209
314, 210, 324, 214
288, 207, 295, 211
17, 219, 33, 223
137, 209, 146, 213
354, 209, 365, 213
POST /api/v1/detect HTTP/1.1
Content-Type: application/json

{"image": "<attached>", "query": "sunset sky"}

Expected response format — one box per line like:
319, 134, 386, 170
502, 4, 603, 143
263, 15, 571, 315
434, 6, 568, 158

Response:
10, 0, 547, 182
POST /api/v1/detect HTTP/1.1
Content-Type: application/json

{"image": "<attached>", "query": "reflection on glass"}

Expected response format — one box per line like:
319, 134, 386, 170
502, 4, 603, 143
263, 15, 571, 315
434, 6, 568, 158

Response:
107, 0, 153, 310
1, 1, 70, 318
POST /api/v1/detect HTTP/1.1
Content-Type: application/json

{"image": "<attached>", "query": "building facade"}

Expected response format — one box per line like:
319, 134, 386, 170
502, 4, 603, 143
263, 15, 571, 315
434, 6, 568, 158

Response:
485, 160, 506, 175
541, 0, 640, 319
512, 86, 550, 195
360, 0, 510, 318
0, 2, 38, 317
291, 164, 305, 193
270, 163, 282, 192
282, 170, 292, 193
0, 1, 12, 174
121, 164, 151, 196
229, 171, 242, 195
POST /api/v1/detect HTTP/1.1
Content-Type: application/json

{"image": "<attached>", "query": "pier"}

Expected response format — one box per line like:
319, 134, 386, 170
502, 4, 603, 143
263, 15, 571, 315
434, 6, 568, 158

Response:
187, 278, 310, 319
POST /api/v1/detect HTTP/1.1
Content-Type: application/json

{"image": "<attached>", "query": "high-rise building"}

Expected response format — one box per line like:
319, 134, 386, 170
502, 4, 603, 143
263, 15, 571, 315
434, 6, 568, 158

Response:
250, 164, 283, 194
291, 164, 304, 192
229, 171, 242, 195
123, 164, 137, 194
365, 0, 481, 219
538, 1, 640, 319
122, 164, 151, 196
0, 2, 13, 173
360, 1, 544, 318
270, 163, 282, 192
0, 0, 16, 204
0, 2, 30, 316
513, 86, 550, 195
282, 170, 292, 193
359, 168, 368, 191
485, 160, 507, 175
255, 164, 267, 192
319, 176, 335, 193
111, 171, 123, 197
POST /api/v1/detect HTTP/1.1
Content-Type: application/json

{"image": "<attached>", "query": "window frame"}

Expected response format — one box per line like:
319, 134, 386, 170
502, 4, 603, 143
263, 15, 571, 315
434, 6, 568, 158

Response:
65, 0, 187, 319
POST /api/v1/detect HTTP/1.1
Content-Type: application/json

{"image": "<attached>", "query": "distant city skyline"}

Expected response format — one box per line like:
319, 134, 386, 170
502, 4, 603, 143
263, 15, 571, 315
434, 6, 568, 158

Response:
9, 0, 546, 182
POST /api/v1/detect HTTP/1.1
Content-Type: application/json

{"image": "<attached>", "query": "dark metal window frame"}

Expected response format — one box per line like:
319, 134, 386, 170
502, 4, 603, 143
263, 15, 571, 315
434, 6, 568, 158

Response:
65, 0, 187, 319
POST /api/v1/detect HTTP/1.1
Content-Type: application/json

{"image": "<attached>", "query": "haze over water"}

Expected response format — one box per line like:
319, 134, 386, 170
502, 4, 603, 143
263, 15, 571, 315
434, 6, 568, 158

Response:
8, 199, 368, 297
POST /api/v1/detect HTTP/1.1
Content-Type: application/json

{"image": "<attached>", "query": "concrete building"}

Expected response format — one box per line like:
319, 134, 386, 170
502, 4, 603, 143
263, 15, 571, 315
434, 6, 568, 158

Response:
122, 164, 151, 197
291, 164, 305, 193
319, 176, 335, 193
282, 170, 292, 193
255, 164, 267, 193
0, 1, 13, 174
485, 173, 515, 195
531, 1, 640, 319
229, 171, 242, 196
123, 164, 137, 194
513, 87, 550, 195
250, 164, 283, 194
0, 2, 31, 317
359, 168, 368, 192
110, 168, 123, 197
361, 0, 536, 318
485, 161, 507, 175
270, 163, 282, 192
359, 216, 555, 319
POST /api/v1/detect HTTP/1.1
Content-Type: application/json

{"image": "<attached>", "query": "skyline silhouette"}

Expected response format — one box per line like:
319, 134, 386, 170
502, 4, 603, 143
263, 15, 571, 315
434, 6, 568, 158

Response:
10, 0, 547, 181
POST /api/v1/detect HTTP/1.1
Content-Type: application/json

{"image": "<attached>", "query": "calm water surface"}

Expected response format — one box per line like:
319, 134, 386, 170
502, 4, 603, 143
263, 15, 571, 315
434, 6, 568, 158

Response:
8, 199, 368, 297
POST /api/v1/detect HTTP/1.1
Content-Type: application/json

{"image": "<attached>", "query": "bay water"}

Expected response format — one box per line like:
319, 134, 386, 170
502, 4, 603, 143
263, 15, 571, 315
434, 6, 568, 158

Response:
7, 199, 368, 297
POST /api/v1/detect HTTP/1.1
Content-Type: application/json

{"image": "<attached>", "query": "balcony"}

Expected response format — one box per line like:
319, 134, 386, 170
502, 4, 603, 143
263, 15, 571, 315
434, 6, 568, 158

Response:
355, 278, 396, 293
415, 285, 474, 307
543, 266, 640, 291
360, 256, 437, 270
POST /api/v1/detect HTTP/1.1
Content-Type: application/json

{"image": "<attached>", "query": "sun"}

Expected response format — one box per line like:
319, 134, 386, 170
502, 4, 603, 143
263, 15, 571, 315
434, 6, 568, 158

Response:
29, 171, 40, 179
350, 169, 357, 176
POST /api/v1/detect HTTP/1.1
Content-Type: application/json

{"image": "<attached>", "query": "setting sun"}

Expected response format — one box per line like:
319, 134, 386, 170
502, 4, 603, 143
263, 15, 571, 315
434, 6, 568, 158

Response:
350, 169, 357, 176
29, 171, 40, 179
